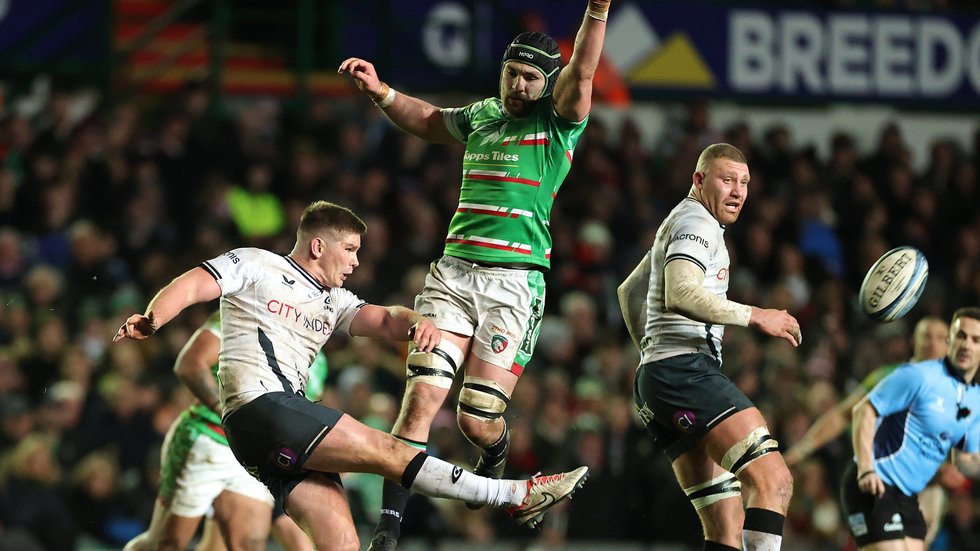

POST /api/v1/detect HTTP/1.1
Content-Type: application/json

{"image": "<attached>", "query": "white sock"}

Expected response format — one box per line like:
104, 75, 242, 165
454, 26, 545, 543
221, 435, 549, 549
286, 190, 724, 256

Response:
742, 530, 782, 550
409, 456, 527, 507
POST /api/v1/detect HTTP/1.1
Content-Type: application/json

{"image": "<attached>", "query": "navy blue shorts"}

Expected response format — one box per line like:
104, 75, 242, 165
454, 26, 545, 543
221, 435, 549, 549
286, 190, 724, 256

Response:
840, 463, 926, 546
223, 392, 343, 509
633, 353, 754, 461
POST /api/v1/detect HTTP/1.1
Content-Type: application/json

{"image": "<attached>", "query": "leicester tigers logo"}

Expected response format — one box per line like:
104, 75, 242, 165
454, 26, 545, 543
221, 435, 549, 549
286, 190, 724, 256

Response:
491, 334, 509, 354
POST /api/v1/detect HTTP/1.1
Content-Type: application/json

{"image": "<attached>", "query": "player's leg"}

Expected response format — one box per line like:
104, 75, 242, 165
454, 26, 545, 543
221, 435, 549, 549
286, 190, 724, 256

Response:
124, 499, 202, 551
196, 516, 226, 551
456, 267, 545, 504
284, 473, 359, 551
126, 413, 218, 551
702, 408, 793, 550
223, 392, 587, 531
672, 447, 744, 549
269, 505, 313, 551
634, 355, 789, 550
373, 257, 473, 549
210, 491, 273, 551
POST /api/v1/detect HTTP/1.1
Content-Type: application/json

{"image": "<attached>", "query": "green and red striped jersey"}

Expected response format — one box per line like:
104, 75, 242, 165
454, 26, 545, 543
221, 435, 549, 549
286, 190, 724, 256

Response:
441, 97, 587, 269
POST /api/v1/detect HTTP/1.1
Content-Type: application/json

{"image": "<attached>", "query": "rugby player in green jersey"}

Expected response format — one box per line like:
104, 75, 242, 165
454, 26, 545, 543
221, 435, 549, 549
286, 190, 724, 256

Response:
340, 2, 611, 548
125, 311, 325, 551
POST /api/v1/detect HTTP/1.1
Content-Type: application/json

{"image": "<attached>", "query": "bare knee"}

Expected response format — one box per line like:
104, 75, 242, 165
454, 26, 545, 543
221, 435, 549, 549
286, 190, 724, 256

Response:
458, 414, 504, 446
741, 462, 794, 511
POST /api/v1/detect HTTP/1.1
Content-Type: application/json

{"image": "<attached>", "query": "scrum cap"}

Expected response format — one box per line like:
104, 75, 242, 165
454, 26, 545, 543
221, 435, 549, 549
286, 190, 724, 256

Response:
501, 32, 562, 96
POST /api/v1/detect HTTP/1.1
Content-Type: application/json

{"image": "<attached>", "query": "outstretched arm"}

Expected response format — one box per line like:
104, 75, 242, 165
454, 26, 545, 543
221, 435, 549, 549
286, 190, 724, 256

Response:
785, 386, 867, 466
338, 57, 457, 144
349, 304, 442, 352
174, 326, 222, 413
552, 0, 610, 122
114, 267, 221, 341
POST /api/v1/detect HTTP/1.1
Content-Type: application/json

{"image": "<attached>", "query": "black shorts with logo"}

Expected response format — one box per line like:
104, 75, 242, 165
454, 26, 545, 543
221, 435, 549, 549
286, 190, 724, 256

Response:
633, 353, 754, 461
223, 391, 344, 508
840, 463, 926, 546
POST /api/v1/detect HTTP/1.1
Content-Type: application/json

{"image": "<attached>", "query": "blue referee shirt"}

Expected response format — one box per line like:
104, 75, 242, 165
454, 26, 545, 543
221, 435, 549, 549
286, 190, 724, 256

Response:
867, 358, 980, 495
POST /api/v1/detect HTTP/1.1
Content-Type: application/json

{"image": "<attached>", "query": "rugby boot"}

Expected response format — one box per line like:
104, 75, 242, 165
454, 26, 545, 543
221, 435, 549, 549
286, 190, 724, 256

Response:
507, 466, 590, 528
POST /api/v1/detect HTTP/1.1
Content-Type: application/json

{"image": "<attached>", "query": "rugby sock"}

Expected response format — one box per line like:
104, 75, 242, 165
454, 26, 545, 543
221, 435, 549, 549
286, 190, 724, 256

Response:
742, 508, 785, 550
401, 452, 527, 508
376, 437, 427, 536
703, 542, 739, 551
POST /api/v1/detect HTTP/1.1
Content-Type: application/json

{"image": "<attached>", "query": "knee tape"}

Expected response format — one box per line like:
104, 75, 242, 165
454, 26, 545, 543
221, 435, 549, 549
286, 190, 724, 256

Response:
405, 340, 463, 390
683, 472, 742, 511
720, 426, 780, 476
458, 377, 510, 422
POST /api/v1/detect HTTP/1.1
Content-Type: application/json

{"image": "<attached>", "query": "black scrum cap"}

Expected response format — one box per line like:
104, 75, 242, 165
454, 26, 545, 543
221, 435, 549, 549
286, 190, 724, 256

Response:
501, 32, 562, 96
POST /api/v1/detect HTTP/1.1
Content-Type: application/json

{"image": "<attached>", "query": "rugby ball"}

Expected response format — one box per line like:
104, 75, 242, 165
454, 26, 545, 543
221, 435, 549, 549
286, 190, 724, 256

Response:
859, 246, 928, 322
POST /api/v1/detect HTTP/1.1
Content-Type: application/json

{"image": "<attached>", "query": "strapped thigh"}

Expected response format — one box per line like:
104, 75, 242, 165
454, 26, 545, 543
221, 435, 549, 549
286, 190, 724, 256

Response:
683, 472, 742, 510
720, 426, 780, 476
405, 340, 464, 390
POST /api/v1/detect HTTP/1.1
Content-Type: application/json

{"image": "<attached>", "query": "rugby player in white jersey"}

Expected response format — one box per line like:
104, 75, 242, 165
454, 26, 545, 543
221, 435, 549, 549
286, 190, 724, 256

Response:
124, 311, 320, 551
618, 144, 802, 551
114, 201, 588, 551
339, 2, 611, 548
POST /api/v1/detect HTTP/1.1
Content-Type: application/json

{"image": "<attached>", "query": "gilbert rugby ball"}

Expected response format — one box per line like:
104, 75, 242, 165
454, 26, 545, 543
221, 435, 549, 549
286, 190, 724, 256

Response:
859, 246, 928, 322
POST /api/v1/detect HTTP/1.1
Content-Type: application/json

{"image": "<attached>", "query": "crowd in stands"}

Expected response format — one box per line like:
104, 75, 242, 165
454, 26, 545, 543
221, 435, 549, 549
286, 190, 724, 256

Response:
0, 80, 979, 550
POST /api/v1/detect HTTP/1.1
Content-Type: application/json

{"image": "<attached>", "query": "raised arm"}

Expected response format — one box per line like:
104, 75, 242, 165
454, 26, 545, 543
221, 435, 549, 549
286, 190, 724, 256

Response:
349, 304, 442, 352
551, 0, 610, 122
664, 259, 802, 347
174, 325, 222, 414
338, 57, 457, 144
114, 267, 221, 341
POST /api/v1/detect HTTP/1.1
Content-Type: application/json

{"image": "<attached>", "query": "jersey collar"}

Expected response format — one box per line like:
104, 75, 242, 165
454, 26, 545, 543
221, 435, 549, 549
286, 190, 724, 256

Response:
283, 254, 328, 292
943, 356, 979, 386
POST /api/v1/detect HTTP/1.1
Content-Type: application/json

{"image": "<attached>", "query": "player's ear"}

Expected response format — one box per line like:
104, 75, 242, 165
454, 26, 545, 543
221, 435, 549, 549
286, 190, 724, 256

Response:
310, 237, 323, 259
693, 171, 705, 189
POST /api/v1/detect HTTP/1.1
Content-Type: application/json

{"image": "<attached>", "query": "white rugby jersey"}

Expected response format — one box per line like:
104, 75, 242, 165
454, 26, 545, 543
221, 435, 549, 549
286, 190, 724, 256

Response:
200, 248, 365, 414
641, 198, 731, 365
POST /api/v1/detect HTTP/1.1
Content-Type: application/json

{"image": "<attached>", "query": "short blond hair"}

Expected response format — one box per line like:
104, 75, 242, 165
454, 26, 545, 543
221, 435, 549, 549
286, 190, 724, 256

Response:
695, 143, 747, 174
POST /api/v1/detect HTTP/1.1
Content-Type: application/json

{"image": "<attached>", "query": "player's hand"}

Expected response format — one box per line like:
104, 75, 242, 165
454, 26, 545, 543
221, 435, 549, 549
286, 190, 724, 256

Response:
113, 313, 157, 342
338, 57, 382, 96
857, 470, 885, 497
409, 319, 441, 352
749, 307, 802, 347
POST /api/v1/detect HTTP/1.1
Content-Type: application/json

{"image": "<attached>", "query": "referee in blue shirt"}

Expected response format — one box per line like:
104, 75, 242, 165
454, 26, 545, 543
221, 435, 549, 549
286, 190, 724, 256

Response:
843, 306, 980, 550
